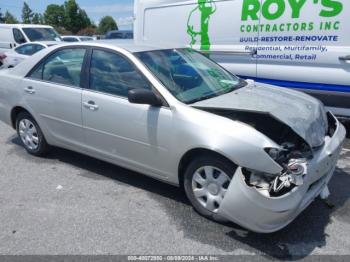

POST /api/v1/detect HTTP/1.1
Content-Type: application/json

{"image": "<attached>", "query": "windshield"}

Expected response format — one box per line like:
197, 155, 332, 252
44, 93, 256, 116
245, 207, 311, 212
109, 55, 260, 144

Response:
135, 49, 244, 104
22, 28, 62, 42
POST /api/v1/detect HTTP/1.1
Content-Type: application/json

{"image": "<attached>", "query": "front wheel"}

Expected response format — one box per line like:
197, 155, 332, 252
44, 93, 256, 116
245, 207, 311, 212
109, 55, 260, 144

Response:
16, 112, 49, 156
183, 155, 236, 222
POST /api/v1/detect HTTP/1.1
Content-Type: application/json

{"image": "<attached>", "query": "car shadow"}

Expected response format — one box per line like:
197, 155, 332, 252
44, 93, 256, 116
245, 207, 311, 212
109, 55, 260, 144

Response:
8, 135, 350, 259
9, 135, 189, 205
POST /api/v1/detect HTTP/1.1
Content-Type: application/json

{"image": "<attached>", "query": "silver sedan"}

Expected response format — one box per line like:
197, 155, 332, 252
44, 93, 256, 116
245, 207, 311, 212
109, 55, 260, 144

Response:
0, 41, 346, 233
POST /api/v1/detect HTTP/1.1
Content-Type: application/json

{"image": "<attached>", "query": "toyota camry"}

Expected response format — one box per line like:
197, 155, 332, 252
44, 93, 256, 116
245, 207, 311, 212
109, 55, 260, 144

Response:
0, 41, 346, 233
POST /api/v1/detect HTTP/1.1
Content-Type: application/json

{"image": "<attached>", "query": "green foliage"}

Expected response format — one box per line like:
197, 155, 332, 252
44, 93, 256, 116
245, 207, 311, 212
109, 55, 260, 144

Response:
22, 1, 34, 24
3, 1, 120, 35
4, 11, 19, 24
0, 8, 4, 23
44, 4, 65, 28
32, 13, 44, 24
63, 0, 91, 34
98, 16, 118, 35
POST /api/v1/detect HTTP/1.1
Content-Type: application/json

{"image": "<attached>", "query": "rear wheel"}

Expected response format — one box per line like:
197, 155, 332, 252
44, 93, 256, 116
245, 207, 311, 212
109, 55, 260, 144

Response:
183, 155, 236, 222
16, 112, 49, 156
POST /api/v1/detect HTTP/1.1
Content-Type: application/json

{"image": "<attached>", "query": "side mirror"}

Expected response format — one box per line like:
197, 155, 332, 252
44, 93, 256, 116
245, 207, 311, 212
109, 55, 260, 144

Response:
128, 89, 163, 107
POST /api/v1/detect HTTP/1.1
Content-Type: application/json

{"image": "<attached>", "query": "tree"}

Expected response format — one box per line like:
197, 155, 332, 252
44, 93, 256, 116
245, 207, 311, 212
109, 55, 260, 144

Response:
44, 4, 65, 28
63, 0, 91, 34
22, 1, 33, 24
32, 13, 42, 24
4, 11, 19, 24
0, 8, 4, 23
98, 16, 118, 35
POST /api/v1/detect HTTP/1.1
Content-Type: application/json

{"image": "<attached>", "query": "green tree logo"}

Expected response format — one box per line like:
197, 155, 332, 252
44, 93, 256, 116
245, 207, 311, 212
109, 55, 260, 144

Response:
187, 0, 217, 51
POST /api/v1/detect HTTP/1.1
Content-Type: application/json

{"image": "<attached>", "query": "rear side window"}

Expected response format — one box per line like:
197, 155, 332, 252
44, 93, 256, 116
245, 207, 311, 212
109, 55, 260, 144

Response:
13, 29, 27, 44
15, 44, 45, 56
29, 48, 86, 87
89, 49, 151, 97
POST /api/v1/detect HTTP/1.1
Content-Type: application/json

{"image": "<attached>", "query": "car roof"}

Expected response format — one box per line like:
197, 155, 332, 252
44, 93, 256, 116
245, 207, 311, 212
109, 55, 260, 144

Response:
69, 40, 179, 53
25, 41, 60, 46
0, 24, 54, 29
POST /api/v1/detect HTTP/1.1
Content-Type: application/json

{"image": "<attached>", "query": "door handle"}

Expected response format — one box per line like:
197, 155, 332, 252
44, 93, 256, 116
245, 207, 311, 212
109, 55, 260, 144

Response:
24, 86, 35, 94
83, 101, 99, 111
339, 55, 350, 62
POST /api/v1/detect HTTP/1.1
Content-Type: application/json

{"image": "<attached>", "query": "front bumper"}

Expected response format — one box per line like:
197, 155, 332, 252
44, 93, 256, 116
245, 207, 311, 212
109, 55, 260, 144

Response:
218, 117, 346, 233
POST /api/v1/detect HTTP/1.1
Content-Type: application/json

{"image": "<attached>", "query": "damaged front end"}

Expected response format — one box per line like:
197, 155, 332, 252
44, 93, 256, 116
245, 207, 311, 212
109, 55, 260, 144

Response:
197, 107, 318, 197
243, 158, 307, 198
195, 107, 345, 232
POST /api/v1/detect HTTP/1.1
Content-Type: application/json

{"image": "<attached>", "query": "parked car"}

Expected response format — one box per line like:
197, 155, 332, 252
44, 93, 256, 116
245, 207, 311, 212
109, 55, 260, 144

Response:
105, 30, 133, 39
0, 24, 62, 53
134, 0, 350, 118
0, 42, 58, 69
0, 42, 346, 233
0, 52, 6, 68
62, 36, 95, 42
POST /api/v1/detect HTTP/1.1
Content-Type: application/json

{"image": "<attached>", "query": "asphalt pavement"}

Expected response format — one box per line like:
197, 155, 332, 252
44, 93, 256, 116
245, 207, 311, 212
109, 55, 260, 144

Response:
0, 121, 349, 259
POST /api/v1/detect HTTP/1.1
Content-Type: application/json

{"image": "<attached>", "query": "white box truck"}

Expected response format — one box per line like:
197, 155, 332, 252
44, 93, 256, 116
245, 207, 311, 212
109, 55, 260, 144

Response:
134, 0, 350, 117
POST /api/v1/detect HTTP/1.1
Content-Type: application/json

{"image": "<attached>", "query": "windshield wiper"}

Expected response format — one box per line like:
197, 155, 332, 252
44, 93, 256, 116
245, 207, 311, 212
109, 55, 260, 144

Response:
187, 79, 247, 104
186, 92, 218, 104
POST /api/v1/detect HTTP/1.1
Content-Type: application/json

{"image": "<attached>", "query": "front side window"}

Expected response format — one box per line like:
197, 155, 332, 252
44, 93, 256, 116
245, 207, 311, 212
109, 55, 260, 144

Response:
89, 49, 151, 97
13, 29, 27, 44
135, 49, 244, 104
22, 27, 62, 42
29, 48, 86, 87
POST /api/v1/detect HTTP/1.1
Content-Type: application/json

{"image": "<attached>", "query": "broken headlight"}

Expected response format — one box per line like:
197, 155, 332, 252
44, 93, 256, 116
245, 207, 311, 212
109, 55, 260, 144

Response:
244, 158, 308, 198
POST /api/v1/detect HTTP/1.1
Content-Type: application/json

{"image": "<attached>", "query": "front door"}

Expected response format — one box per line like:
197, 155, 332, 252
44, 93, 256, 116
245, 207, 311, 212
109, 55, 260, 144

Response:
82, 49, 173, 178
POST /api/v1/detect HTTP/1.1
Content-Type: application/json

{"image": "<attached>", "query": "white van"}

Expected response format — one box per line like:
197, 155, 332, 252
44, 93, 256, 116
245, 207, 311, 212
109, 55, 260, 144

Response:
134, 0, 350, 118
0, 24, 62, 52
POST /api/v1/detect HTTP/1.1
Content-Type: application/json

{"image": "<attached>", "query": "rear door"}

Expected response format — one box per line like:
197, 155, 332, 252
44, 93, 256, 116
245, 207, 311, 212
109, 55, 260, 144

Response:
22, 47, 87, 147
255, 0, 350, 114
140, 0, 260, 78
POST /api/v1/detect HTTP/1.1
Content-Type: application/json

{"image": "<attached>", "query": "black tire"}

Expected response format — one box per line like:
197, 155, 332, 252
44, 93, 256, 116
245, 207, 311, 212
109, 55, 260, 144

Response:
183, 154, 237, 223
16, 112, 49, 156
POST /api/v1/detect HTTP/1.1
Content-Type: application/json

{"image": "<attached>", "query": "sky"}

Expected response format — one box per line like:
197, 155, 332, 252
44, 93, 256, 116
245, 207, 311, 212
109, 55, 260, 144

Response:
0, 0, 134, 29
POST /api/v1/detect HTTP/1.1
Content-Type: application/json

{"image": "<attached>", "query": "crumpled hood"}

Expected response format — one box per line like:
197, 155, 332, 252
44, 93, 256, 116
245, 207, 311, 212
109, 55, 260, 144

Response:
193, 82, 328, 148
